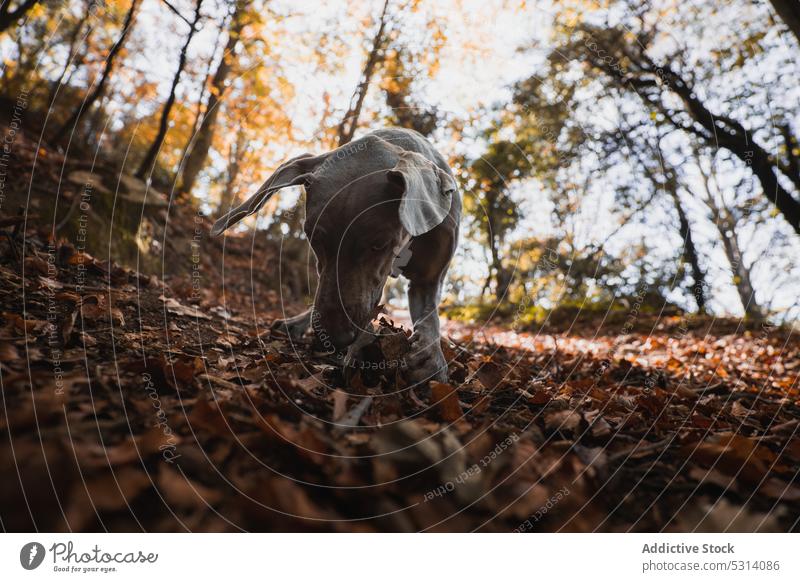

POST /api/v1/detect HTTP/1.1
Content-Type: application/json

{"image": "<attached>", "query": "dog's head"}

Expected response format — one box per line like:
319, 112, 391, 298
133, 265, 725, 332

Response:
211, 135, 457, 350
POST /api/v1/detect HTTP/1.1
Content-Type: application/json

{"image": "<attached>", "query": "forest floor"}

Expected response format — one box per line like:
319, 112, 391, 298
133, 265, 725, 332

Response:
1, 217, 799, 532
1, 120, 799, 532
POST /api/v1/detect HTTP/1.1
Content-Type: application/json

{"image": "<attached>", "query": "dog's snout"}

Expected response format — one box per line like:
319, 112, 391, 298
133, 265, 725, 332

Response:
312, 307, 357, 351
316, 321, 356, 350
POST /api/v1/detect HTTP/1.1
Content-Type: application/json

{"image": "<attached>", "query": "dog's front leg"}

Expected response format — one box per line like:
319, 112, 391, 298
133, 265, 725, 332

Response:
270, 308, 312, 341
405, 278, 448, 385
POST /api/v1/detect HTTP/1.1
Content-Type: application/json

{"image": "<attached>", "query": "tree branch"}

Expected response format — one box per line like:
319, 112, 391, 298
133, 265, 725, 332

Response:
160, 0, 195, 28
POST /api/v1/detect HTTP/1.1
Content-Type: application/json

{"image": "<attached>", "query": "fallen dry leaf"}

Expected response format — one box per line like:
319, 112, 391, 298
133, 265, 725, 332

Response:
430, 381, 463, 422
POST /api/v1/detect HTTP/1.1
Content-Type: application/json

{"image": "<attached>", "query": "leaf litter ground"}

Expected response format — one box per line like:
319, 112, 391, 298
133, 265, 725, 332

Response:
1, 223, 799, 532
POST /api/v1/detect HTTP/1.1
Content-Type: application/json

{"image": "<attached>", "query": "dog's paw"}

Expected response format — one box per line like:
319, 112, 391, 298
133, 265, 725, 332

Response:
270, 316, 309, 341
404, 333, 448, 385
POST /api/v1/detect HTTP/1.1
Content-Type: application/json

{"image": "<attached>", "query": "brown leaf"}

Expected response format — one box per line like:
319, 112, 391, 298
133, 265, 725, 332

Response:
2, 311, 46, 334
79, 296, 125, 326
189, 398, 231, 437
100, 427, 179, 466
378, 331, 410, 362
0, 341, 19, 360
89, 469, 151, 509
61, 309, 77, 344
521, 387, 551, 404
216, 333, 240, 348
162, 355, 201, 389
160, 295, 212, 320
683, 433, 777, 485
65, 467, 151, 530
25, 256, 51, 275
476, 360, 506, 391
332, 389, 348, 421
67, 251, 97, 267
430, 381, 463, 422
545, 409, 582, 434
291, 372, 326, 394
585, 410, 612, 438
158, 466, 222, 509
54, 290, 81, 303
759, 478, 800, 501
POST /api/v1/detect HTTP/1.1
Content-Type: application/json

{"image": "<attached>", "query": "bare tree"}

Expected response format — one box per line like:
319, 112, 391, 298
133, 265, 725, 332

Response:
335, 0, 392, 146
179, 0, 248, 194
565, 25, 800, 236
668, 186, 707, 313
769, 0, 800, 45
634, 140, 709, 312
0, 0, 41, 33
694, 155, 765, 319
52, 0, 141, 144
216, 124, 247, 217
46, 1, 94, 108
136, 0, 204, 180
382, 50, 439, 136
177, 13, 225, 182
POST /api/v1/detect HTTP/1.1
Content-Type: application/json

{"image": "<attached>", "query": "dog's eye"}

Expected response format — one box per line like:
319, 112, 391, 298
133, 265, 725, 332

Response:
371, 241, 390, 252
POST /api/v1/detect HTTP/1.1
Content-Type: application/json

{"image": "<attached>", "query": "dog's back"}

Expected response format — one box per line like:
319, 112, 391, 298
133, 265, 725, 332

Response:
369, 127, 452, 177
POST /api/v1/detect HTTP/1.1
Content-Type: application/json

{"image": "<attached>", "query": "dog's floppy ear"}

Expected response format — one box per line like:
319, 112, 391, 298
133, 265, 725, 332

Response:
387, 151, 457, 237
211, 153, 326, 235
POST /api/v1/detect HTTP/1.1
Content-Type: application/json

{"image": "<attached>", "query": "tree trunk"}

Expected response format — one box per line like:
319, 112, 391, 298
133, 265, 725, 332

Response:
695, 163, 765, 320
589, 41, 800, 236
0, 0, 40, 33
480, 273, 491, 300
652, 63, 800, 235
60, 23, 96, 95
9, 17, 48, 87
86, 93, 110, 142
488, 242, 505, 300
177, 17, 225, 184
216, 126, 247, 217
667, 188, 707, 313
637, 145, 709, 313
179, 0, 247, 194
486, 219, 511, 300
495, 267, 512, 301
47, 4, 92, 108
136, 0, 204, 180
770, 0, 800, 45
335, 0, 391, 146
715, 213, 764, 320
52, 0, 140, 144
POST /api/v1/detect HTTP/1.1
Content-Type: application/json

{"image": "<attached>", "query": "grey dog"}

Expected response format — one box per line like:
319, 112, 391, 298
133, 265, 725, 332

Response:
211, 128, 461, 384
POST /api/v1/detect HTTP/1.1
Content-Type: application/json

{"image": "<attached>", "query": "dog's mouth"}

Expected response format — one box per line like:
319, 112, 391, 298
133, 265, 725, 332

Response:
310, 314, 360, 352
311, 296, 383, 352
